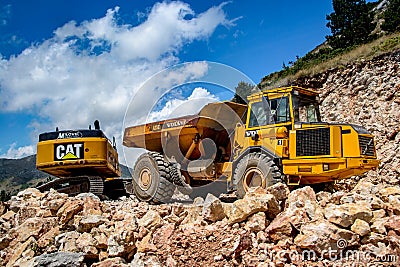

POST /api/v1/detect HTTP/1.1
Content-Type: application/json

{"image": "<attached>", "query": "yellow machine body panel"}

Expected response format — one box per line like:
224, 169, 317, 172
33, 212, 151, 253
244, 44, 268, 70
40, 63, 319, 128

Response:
36, 130, 121, 178
281, 125, 379, 184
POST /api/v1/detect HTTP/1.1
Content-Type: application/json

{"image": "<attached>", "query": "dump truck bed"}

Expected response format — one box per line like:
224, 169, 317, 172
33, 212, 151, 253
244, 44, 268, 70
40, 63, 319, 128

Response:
123, 101, 247, 158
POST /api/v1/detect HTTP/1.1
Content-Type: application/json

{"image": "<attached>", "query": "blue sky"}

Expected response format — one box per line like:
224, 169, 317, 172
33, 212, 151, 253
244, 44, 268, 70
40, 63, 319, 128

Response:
0, 0, 334, 160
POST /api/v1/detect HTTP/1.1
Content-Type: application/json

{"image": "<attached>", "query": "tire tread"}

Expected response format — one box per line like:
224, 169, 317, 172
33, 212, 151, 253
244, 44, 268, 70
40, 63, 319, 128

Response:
233, 152, 283, 198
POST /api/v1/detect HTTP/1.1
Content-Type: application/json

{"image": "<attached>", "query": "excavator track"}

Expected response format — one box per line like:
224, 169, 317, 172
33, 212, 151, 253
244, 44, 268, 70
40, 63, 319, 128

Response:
37, 176, 104, 197
88, 176, 104, 195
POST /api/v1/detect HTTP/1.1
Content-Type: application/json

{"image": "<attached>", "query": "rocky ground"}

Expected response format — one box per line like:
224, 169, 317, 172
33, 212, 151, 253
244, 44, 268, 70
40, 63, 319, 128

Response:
0, 50, 399, 267
0, 181, 400, 267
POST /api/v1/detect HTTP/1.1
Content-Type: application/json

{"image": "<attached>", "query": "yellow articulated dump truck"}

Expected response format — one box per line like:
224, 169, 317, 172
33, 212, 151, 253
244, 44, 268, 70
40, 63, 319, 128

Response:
123, 86, 380, 202
36, 120, 127, 198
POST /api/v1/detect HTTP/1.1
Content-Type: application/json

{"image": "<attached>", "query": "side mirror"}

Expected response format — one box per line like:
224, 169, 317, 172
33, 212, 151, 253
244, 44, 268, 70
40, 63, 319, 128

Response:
113, 136, 117, 149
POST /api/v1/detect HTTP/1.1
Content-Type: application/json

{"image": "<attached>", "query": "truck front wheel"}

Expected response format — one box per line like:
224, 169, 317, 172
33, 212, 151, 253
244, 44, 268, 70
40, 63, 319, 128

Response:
233, 152, 283, 198
132, 152, 175, 203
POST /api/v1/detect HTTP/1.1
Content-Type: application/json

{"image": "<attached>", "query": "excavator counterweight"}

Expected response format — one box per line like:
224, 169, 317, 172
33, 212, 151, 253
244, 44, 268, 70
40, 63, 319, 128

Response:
36, 121, 125, 198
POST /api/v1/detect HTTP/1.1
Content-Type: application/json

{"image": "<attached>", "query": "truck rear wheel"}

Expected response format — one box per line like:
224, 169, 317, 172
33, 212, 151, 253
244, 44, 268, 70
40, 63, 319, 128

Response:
132, 152, 175, 203
234, 152, 283, 198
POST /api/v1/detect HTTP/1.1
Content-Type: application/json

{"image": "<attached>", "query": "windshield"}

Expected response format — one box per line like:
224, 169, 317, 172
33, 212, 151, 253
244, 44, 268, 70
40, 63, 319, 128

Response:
293, 95, 320, 122
248, 101, 269, 127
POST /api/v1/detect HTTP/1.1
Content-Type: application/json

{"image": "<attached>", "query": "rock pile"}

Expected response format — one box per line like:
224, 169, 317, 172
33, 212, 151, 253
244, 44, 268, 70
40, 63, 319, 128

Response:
1, 182, 399, 266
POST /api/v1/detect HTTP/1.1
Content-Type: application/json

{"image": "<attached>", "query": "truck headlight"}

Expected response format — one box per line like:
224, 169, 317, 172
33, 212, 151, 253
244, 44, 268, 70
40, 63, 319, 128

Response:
351, 124, 370, 134
323, 164, 329, 171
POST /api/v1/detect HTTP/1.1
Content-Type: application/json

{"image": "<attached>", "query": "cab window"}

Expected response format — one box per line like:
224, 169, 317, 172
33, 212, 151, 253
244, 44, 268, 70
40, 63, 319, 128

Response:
248, 101, 268, 127
270, 97, 290, 123
293, 96, 320, 122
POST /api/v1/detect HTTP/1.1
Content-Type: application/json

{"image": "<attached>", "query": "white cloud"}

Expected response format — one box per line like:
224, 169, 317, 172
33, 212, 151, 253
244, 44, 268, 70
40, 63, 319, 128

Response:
0, 2, 233, 164
0, 4, 11, 27
53, 2, 233, 62
123, 61, 210, 120
0, 143, 35, 159
146, 87, 219, 122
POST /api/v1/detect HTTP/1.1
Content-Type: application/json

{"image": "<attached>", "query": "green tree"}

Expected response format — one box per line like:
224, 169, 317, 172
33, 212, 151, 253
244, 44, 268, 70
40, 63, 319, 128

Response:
382, 0, 400, 33
326, 0, 376, 49
231, 81, 255, 104
0, 190, 11, 202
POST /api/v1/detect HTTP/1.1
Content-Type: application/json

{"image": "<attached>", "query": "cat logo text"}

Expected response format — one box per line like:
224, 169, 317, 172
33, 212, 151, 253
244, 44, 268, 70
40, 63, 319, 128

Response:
54, 143, 84, 161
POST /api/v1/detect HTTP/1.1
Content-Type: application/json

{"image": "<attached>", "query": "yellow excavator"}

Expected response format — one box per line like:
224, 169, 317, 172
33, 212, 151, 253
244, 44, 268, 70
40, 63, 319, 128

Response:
36, 120, 128, 198
37, 86, 380, 202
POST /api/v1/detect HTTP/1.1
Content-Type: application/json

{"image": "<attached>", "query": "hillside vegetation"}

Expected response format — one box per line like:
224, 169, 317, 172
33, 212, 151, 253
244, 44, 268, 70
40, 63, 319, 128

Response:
260, 33, 400, 89
258, 0, 400, 90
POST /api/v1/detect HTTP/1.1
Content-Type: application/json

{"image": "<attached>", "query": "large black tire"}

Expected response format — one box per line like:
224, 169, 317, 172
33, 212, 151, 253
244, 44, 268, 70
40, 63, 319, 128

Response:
103, 179, 129, 200
233, 152, 283, 198
132, 152, 175, 203
170, 164, 192, 195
